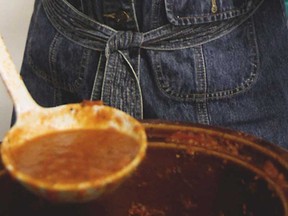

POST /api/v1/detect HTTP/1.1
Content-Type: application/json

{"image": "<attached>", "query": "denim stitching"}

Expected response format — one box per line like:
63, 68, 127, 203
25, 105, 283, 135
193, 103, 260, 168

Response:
194, 45, 210, 124
150, 50, 170, 97
26, 2, 95, 92
100, 55, 111, 102
50, 33, 90, 92
74, 48, 91, 90
131, 0, 140, 32
79, 0, 84, 12
142, 16, 249, 50
43, 0, 115, 50
28, 30, 91, 92
61, 0, 116, 32
90, 53, 103, 100
175, 8, 248, 19
109, 54, 119, 110
152, 18, 259, 101
197, 102, 210, 124
164, 0, 263, 25
137, 47, 141, 79
119, 50, 144, 118
142, 0, 263, 49
27, 32, 61, 85
49, 33, 62, 87
101, 48, 120, 105
27, 2, 53, 84
151, 0, 162, 29
207, 16, 260, 100
27, 41, 50, 84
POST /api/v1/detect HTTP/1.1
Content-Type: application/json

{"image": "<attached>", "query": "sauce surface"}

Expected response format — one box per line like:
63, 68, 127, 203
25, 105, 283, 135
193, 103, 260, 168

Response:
9, 129, 139, 184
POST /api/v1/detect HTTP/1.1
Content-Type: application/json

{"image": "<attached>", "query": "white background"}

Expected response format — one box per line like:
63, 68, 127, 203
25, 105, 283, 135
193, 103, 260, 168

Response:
0, 1, 34, 140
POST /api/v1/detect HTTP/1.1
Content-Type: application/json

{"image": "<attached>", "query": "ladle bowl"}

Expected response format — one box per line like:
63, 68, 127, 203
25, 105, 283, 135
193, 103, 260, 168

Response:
0, 35, 147, 202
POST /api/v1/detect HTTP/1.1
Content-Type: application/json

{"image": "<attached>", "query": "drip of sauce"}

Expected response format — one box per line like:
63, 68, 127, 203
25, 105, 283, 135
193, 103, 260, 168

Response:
9, 129, 139, 184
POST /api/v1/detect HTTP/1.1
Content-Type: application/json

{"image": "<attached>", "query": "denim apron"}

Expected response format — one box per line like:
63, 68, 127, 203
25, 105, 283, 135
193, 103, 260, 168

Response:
20, 0, 288, 149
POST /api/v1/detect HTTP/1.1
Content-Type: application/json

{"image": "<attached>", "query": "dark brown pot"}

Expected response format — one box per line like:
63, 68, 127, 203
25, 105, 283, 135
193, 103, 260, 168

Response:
1, 121, 287, 216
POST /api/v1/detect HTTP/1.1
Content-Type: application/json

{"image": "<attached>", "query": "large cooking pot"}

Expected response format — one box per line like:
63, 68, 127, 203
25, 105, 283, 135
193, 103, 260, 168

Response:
1, 121, 287, 216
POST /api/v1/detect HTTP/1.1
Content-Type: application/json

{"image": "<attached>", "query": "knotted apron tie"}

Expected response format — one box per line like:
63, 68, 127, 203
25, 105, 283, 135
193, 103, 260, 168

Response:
103, 31, 144, 118
43, 0, 263, 118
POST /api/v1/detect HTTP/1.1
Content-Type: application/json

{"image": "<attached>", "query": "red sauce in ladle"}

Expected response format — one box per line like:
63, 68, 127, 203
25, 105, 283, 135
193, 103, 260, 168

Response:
8, 129, 139, 185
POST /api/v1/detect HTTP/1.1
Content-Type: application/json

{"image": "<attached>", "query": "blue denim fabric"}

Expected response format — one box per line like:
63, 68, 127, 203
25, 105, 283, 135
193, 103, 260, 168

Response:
20, 0, 288, 149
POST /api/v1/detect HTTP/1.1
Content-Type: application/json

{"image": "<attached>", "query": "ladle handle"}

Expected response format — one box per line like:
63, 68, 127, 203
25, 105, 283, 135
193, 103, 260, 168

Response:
0, 35, 39, 115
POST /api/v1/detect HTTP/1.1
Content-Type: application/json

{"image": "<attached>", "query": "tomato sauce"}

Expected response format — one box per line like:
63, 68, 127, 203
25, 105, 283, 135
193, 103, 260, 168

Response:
8, 129, 139, 184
